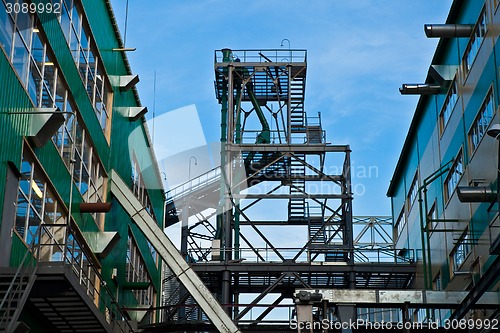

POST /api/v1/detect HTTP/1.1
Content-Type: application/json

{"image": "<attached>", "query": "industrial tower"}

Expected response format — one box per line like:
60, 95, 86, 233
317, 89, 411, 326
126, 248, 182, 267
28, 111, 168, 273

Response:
158, 49, 416, 331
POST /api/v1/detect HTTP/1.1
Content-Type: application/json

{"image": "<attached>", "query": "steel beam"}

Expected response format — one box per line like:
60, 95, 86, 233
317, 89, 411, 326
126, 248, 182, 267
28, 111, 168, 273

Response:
192, 262, 416, 274
227, 143, 350, 153
294, 289, 499, 309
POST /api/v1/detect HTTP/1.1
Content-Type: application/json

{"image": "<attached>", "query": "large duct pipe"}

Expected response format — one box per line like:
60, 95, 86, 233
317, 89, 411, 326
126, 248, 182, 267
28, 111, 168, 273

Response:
399, 84, 441, 95
457, 186, 496, 203
424, 24, 474, 38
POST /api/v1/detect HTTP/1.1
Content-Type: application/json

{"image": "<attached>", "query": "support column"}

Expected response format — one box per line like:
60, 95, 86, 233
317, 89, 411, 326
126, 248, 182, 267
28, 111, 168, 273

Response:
222, 270, 231, 315
344, 149, 355, 289
180, 201, 189, 260
296, 304, 313, 333
336, 304, 356, 333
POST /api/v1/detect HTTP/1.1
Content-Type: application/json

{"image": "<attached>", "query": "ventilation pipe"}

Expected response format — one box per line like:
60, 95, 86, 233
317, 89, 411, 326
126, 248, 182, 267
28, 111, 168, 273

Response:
457, 186, 496, 203
424, 24, 474, 38
399, 84, 441, 95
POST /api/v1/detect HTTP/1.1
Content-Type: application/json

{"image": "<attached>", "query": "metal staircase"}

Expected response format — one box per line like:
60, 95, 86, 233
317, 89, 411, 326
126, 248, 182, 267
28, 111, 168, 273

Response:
290, 76, 306, 131
0, 251, 37, 333
308, 216, 326, 246
288, 155, 307, 221
164, 167, 222, 227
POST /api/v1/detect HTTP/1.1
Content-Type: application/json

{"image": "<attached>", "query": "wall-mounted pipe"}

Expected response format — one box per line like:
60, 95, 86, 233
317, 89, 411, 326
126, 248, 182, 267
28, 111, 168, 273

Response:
399, 84, 441, 95
80, 202, 112, 213
424, 24, 474, 38
457, 186, 496, 203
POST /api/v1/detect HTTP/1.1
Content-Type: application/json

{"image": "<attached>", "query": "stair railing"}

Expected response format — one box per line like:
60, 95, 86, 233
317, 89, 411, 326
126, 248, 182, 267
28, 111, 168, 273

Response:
0, 232, 39, 332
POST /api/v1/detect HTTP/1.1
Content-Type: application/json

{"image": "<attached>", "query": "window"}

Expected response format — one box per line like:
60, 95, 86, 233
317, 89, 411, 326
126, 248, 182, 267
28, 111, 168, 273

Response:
0, 0, 110, 225
451, 230, 471, 272
469, 89, 495, 153
394, 207, 407, 241
0, 0, 62, 109
433, 273, 441, 291
444, 151, 464, 202
439, 79, 458, 133
463, 8, 488, 76
407, 174, 418, 209
132, 155, 155, 218
73, 120, 106, 202
53, 112, 107, 224
126, 234, 156, 307
15, 149, 67, 245
0, 1, 15, 57
53, 89, 76, 167
55, 0, 112, 134
147, 240, 158, 267
427, 202, 438, 232
15, 148, 101, 305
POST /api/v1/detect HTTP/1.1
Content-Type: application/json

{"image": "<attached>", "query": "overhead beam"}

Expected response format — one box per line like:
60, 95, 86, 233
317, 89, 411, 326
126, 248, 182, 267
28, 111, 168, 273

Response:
227, 143, 350, 153
294, 289, 500, 309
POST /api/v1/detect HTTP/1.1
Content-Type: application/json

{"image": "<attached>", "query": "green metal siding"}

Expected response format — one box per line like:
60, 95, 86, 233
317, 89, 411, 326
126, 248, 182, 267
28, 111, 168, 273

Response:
1, 0, 165, 324
35, 0, 111, 169
0, 47, 32, 233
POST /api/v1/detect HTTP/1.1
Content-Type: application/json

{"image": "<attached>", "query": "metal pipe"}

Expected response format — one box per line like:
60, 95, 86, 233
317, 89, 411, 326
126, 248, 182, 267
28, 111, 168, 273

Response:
79, 202, 112, 213
417, 161, 452, 290
424, 24, 474, 38
457, 186, 496, 203
247, 88, 270, 143
399, 84, 442, 95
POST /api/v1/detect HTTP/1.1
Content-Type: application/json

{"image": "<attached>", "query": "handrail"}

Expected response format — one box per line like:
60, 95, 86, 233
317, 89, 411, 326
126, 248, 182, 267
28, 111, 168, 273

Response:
187, 247, 415, 264
0, 231, 39, 332
165, 166, 221, 203
214, 49, 307, 64
35, 224, 136, 332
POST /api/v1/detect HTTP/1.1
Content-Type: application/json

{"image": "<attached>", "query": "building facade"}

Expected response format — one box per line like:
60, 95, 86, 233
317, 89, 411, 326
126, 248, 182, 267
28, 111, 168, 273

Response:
388, 0, 500, 323
0, 0, 164, 331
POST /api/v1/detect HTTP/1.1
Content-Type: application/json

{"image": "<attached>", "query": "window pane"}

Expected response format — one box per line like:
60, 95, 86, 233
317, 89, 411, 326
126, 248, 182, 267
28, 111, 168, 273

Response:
15, 7, 32, 45
60, 1, 71, 40
0, 7, 14, 56
12, 31, 29, 86
27, 59, 42, 106
15, 191, 28, 238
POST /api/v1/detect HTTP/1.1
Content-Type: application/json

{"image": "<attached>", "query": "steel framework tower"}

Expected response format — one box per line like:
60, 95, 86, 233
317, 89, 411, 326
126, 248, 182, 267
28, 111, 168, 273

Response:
158, 49, 415, 332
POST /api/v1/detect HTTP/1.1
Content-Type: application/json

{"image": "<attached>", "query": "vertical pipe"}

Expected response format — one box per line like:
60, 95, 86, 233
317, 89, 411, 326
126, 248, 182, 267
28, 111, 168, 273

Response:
216, 49, 231, 242
234, 78, 242, 260
417, 162, 451, 290
219, 49, 233, 315
423, 186, 433, 290
418, 185, 429, 290
286, 65, 292, 144
224, 61, 234, 262
222, 270, 231, 315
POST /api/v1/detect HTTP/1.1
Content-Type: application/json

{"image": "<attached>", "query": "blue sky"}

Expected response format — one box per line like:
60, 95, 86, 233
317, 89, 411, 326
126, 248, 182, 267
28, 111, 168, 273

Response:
110, 0, 453, 217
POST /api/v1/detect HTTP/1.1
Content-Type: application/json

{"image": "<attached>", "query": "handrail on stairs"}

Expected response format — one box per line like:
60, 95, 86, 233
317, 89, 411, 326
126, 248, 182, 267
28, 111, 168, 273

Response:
0, 234, 38, 332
